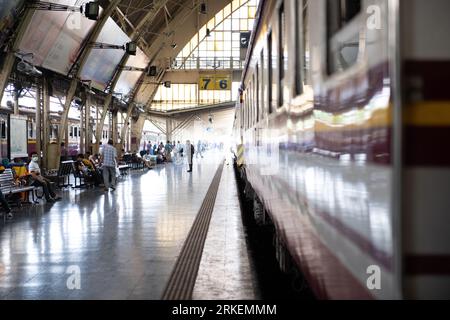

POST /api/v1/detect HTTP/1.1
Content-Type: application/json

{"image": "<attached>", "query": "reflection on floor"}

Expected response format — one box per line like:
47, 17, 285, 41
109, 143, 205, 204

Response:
0, 151, 255, 300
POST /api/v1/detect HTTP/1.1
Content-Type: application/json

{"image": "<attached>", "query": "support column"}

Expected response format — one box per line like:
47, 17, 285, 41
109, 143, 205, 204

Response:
119, 105, 133, 149
94, 94, 112, 154
57, 80, 78, 147
0, 7, 36, 104
166, 117, 173, 142
112, 111, 118, 144
79, 103, 84, 155
85, 93, 91, 154
42, 79, 50, 169
64, 120, 69, 155
130, 114, 146, 152
35, 82, 42, 158
14, 89, 19, 115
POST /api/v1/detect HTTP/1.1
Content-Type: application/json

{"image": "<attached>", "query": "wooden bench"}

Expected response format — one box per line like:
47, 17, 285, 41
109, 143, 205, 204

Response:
0, 169, 36, 205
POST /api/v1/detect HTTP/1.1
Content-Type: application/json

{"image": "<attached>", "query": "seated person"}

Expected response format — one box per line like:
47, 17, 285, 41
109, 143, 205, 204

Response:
75, 154, 97, 186
84, 154, 103, 186
156, 153, 164, 164
82, 153, 95, 171
89, 153, 100, 166
142, 152, 154, 169
1, 158, 9, 171
28, 153, 61, 203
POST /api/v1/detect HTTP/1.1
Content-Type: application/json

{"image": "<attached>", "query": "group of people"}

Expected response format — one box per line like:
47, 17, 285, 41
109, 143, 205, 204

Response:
140, 140, 204, 172
74, 139, 119, 192
0, 140, 121, 220
0, 152, 62, 220
141, 141, 174, 164
0, 138, 210, 220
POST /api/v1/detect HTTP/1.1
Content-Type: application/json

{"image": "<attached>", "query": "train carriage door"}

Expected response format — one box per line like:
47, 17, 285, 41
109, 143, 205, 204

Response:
293, 0, 310, 97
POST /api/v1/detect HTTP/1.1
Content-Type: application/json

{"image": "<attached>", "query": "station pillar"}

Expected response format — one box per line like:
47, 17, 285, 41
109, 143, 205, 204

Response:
166, 118, 173, 142
130, 114, 146, 153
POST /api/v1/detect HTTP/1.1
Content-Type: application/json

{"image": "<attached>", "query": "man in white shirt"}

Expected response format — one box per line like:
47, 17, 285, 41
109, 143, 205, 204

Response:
28, 153, 61, 203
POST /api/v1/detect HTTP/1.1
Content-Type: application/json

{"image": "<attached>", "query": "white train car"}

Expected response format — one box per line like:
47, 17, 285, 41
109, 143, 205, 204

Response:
234, 0, 450, 299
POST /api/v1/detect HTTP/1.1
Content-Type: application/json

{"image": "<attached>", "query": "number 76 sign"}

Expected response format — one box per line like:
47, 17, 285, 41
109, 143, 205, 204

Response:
199, 74, 231, 90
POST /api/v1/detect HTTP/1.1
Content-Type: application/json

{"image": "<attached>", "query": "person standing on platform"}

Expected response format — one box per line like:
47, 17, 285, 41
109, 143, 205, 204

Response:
165, 141, 173, 162
177, 141, 183, 157
100, 139, 118, 192
186, 140, 194, 173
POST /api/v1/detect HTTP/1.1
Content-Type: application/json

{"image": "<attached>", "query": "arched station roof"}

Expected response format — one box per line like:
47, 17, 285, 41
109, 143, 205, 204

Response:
0, 0, 244, 114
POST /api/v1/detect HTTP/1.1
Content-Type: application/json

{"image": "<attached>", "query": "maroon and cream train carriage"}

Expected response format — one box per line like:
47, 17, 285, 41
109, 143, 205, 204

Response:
233, 0, 450, 299
0, 107, 111, 159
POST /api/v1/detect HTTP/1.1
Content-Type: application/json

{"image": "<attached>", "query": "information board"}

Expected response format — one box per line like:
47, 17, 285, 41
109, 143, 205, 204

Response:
199, 74, 231, 91
10, 115, 28, 158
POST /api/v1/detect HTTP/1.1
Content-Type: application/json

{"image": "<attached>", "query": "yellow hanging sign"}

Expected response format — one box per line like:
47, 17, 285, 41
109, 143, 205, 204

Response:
199, 74, 231, 91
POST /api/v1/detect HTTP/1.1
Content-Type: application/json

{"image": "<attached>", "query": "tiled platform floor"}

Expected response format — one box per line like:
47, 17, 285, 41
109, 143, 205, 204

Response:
0, 152, 254, 299
192, 164, 259, 299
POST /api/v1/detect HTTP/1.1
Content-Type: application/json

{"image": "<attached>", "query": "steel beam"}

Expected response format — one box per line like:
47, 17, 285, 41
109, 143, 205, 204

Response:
0, 5, 36, 104
57, 0, 121, 148
119, 105, 133, 145
148, 119, 166, 134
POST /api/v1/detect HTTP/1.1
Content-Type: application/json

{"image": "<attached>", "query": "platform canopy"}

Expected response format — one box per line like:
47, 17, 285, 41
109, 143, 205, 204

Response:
1, 0, 257, 113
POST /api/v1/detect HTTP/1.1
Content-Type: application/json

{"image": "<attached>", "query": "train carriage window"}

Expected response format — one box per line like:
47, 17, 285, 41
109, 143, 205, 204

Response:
243, 94, 246, 130
250, 83, 253, 127
244, 93, 248, 130
241, 101, 244, 130
248, 91, 250, 128
249, 81, 252, 127
294, 0, 310, 95
268, 31, 273, 114
260, 49, 265, 119
1, 120, 6, 139
277, 1, 286, 107
327, 0, 362, 74
254, 70, 259, 123
28, 122, 32, 139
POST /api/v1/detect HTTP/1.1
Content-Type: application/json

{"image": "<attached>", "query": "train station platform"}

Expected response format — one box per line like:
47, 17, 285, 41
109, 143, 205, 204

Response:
0, 151, 259, 300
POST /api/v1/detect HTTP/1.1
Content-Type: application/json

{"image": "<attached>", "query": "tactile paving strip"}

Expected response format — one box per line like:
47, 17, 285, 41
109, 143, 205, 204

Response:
162, 162, 225, 300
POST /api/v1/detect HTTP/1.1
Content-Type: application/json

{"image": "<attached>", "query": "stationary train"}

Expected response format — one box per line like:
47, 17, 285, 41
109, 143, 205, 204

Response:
0, 107, 111, 159
233, 0, 450, 299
